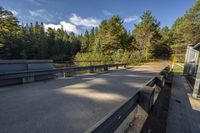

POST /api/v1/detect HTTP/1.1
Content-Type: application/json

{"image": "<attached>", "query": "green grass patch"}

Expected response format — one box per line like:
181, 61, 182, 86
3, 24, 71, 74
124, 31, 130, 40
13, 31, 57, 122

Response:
173, 64, 183, 73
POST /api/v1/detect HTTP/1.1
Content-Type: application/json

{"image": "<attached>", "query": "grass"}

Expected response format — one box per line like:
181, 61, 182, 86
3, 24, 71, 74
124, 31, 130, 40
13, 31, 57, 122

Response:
173, 64, 184, 73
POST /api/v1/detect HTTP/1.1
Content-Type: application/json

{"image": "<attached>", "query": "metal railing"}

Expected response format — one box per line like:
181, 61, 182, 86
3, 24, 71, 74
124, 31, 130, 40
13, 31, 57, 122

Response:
0, 63, 126, 80
85, 66, 171, 133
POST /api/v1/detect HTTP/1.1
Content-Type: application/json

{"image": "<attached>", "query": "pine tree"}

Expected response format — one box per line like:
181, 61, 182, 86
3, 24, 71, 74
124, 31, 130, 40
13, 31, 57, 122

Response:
81, 30, 90, 52
172, 0, 200, 45
96, 16, 126, 55
133, 11, 161, 60
0, 6, 20, 58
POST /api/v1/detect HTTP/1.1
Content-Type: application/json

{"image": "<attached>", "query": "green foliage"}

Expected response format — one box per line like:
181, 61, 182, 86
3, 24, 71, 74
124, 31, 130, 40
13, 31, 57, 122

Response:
170, 0, 200, 62
81, 30, 90, 52
111, 50, 146, 64
0, 6, 172, 63
154, 27, 172, 58
3, 2, 200, 64
160, 27, 173, 46
0, 6, 81, 60
75, 52, 108, 66
0, 6, 21, 58
75, 50, 146, 66
94, 16, 132, 55
172, 0, 200, 46
173, 64, 183, 73
133, 11, 162, 60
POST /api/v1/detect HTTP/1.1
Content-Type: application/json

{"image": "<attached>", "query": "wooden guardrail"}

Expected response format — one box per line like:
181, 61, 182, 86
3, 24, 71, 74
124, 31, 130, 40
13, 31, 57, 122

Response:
85, 66, 172, 133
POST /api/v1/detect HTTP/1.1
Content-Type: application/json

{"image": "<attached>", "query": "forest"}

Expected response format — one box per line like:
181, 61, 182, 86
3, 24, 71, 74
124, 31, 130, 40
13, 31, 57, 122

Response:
0, 0, 200, 64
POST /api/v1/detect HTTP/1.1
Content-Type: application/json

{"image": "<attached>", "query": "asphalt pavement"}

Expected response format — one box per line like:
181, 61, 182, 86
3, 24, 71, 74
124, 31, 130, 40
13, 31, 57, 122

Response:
0, 61, 168, 133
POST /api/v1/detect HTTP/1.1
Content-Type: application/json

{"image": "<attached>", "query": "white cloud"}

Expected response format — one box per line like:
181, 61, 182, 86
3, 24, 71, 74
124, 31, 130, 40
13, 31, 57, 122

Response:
44, 23, 61, 30
124, 16, 141, 23
29, 9, 52, 21
102, 10, 113, 16
60, 21, 79, 33
10, 10, 18, 16
44, 21, 79, 34
69, 13, 100, 27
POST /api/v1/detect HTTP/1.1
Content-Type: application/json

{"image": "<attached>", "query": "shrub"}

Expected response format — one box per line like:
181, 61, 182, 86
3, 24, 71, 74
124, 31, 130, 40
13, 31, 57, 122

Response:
75, 50, 147, 66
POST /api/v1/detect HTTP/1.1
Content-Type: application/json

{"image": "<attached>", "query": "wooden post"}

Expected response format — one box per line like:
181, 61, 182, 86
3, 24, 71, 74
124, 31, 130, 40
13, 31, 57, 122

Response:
89, 67, 95, 73
64, 72, 73, 77
104, 66, 108, 71
116, 65, 118, 69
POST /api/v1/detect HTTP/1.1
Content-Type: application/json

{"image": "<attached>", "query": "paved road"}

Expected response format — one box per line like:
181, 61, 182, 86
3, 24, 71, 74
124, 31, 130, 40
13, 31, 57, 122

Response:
0, 61, 168, 133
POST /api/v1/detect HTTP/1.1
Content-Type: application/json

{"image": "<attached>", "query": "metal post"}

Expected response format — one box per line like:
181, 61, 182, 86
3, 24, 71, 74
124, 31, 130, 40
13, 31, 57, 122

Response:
183, 46, 191, 75
193, 60, 200, 98
193, 50, 199, 77
64, 72, 72, 77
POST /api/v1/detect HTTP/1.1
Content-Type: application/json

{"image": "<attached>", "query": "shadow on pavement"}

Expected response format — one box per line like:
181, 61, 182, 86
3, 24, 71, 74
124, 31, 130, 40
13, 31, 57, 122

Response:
0, 62, 168, 133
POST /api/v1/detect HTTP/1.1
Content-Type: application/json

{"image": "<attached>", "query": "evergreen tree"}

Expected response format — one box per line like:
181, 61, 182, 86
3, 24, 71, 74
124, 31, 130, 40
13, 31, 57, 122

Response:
0, 6, 20, 58
172, 0, 200, 45
89, 27, 96, 52
81, 30, 90, 52
96, 16, 126, 55
133, 11, 161, 60
0, 6, 82, 61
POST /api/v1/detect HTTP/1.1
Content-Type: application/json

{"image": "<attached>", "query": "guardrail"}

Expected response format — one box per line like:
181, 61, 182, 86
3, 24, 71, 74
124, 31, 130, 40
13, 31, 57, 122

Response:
85, 66, 172, 133
0, 63, 126, 86
55, 60, 108, 63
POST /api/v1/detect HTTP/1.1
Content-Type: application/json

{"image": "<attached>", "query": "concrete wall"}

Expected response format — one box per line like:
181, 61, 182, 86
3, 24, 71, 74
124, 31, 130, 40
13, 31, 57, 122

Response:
0, 60, 54, 86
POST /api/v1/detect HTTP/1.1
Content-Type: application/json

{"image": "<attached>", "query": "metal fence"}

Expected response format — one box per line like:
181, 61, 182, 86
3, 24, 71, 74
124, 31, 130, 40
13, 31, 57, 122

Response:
183, 44, 200, 98
85, 66, 172, 133
183, 45, 199, 77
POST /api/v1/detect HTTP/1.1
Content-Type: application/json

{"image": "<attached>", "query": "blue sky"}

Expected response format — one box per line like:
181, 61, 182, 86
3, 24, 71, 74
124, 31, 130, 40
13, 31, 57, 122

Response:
0, 0, 196, 34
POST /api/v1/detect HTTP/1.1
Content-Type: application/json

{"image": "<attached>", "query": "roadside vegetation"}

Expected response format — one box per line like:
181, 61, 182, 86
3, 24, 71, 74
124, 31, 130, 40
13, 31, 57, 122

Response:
173, 64, 184, 73
0, 0, 200, 64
